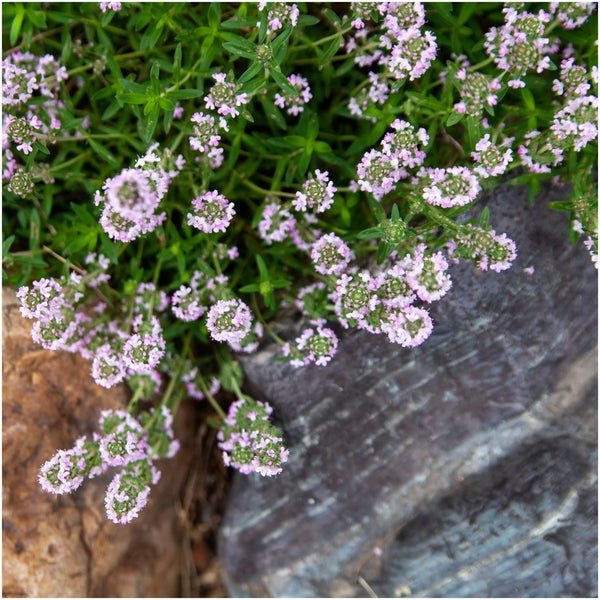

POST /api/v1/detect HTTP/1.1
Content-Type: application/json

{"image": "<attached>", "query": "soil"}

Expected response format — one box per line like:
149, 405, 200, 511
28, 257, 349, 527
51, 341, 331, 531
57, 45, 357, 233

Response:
178, 403, 232, 598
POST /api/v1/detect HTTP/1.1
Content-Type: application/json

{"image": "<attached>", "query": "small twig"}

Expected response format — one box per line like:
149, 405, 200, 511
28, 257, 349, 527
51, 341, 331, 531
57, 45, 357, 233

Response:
357, 576, 379, 599
42, 245, 86, 274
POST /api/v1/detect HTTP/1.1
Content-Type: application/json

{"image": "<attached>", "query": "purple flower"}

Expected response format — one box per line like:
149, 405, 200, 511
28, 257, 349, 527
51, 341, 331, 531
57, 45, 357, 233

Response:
402, 245, 452, 303
381, 27, 437, 81
206, 298, 253, 344
258, 201, 296, 244
92, 344, 126, 388
258, 2, 299, 33
187, 190, 235, 233
380, 305, 434, 347
38, 436, 104, 495
104, 461, 157, 524
549, 2, 596, 29
204, 73, 249, 118
418, 166, 481, 208
122, 315, 166, 374
274, 74, 312, 116
218, 397, 289, 476
171, 284, 207, 322
98, 409, 149, 467
381, 119, 429, 169
484, 7, 553, 88
189, 111, 228, 153
471, 134, 514, 179
357, 149, 406, 201
287, 320, 339, 367
311, 233, 355, 276
293, 170, 337, 213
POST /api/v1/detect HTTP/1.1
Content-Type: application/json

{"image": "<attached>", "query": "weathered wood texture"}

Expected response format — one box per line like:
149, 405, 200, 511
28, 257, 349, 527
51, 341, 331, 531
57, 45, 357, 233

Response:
218, 182, 598, 597
2, 287, 197, 597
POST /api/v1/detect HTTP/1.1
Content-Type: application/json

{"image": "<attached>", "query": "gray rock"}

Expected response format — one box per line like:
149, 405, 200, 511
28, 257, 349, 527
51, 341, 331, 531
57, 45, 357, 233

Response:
218, 182, 598, 597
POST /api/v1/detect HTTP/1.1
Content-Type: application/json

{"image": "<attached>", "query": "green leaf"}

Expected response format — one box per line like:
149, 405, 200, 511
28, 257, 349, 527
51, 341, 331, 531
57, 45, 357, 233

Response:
320, 34, 342, 69
158, 96, 175, 111
521, 87, 536, 111
10, 4, 24, 46
102, 100, 122, 120
479, 206, 490, 229
168, 88, 204, 100
321, 7, 341, 27
283, 135, 307, 148
119, 78, 147, 94
208, 2, 221, 30
173, 43, 182, 82
255, 254, 269, 279
238, 60, 264, 84
2, 235, 15, 260
144, 103, 161, 145
117, 92, 148, 104
221, 16, 259, 29
357, 227, 384, 240
239, 283, 260, 293
298, 14, 319, 26
271, 26, 293, 55
88, 138, 118, 166
446, 110, 465, 127
223, 41, 255, 58
377, 241, 395, 264
150, 62, 160, 95
298, 147, 312, 176
313, 140, 332, 153
269, 63, 297, 96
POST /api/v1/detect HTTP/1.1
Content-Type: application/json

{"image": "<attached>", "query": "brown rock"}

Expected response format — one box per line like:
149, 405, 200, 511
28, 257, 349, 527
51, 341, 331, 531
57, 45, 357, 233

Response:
2, 287, 196, 597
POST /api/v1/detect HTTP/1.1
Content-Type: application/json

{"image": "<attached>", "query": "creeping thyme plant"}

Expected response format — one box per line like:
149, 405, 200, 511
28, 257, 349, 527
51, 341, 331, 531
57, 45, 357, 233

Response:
2, 2, 597, 524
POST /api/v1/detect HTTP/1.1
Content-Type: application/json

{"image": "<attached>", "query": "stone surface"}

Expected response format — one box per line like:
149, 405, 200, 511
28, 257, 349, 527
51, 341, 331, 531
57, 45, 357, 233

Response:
218, 182, 598, 597
2, 287, 197, 598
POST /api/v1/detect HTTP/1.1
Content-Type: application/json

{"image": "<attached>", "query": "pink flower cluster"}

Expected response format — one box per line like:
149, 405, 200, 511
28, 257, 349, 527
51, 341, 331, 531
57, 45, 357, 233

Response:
2, 51, 68, 193
484, 7, 553, 88
94, 144, 184, 242
205, 298, 254, 345
356, 119, 428, 201
310, 233, 355, 276
549, 2, 596, 29
450, 224, 517, 272
99, 2, 121, 11
258, 201, 296, 244
471, 134, 514, 179
204, 72, 249, 119
345, 2, 436, 118
293, 169, 337, 213
274, 73, 312, 116
18, 271, 172, 391
330, 243, 453, 348
453, 70, 502, 117
39, 406, 179, 524
552, 58, 592, 99
417, 166, 481, 208
282, 319, 339, 367
189, 111, 228, 169
258, 2, 299, 33
187, 190, 235, 233
218, 397, 289, 476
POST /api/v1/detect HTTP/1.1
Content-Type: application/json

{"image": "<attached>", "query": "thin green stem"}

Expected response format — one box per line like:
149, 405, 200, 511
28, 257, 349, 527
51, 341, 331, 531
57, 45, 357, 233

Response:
49, 152, 91, 172
127, 385, 145, 414
235, 173, 296, 198
292, 26, 354, 52
250, 294, 286, 346
167, 55, 204, 92
467, 55, 495, 72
